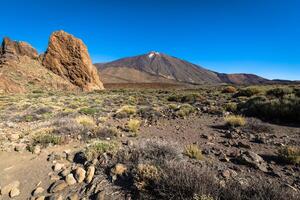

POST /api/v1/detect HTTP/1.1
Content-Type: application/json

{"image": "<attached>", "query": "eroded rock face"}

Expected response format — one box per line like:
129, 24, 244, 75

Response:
0, 37, 38, 60
42, 31, 104, 91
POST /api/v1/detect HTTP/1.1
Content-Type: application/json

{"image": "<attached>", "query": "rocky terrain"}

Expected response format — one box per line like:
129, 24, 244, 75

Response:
0, 85, 299, 200
96, 52, 270, 86
0, 31, 103, 94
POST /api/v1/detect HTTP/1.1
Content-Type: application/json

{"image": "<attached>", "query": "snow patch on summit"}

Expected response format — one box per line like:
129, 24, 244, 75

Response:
148, 51, 160, 58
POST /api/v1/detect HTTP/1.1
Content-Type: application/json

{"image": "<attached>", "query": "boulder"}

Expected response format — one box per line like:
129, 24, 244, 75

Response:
42, 30, 104, 91
0, 37, 38, 60
237, 151, 268, 172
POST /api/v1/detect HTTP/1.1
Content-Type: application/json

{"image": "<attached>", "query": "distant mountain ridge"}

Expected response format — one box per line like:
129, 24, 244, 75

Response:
96, 52, 270, 85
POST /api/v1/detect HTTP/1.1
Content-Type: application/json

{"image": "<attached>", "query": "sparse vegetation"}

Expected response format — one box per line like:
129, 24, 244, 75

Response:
225, 115, 246, 127
127, 119, 141, 134
240, 96, 300, 124
266, 87, 293, 98
85, 140, 120, 160
115, 105, 137, 118
278, 146, 300, 164
235, 87, 262, 97
75, 115, 96, 127
33, 131, 63, 147
168, 93, 201, 103
176, 104, 196, 118
79, 107, 98, 115
184, 144, 203, 160
222, 86, 237, 93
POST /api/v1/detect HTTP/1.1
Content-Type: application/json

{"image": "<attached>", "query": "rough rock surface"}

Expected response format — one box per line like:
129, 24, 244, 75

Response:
0, 37, 38, 61
42, 30, 104, 91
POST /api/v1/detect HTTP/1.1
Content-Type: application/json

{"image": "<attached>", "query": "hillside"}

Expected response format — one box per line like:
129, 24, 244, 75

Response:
96, 52, 270, 85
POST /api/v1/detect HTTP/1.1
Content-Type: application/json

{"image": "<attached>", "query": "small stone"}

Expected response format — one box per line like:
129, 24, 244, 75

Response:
60, 168, 70, 177
49, 180, 68, 193
126, 140, 134, 146
9, 134, 19, 141
86, 165, 95, 183
68, 193, 79, 200
9, 187, 20, 197
36, 196, 46, 200
0, 181, 20, 195
65, 174, 77, 185
33, 145, 41, 154
237, 141, 251, 149
33, 187, 44, 196
75, 167, 86, 183
14, 143, 27, 152
53, 163, 64, 172
96, 191, 105, 200
48, 194, 63, 200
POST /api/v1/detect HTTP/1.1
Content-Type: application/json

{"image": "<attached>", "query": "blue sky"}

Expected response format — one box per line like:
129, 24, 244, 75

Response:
0, 0, 299, 80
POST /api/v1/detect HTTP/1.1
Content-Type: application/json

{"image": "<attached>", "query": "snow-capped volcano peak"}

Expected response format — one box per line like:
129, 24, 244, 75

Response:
148, 51, 160, 58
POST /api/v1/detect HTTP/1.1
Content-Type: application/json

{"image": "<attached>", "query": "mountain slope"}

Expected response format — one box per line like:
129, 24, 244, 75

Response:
96, 52, 270, 85
97, 52, 221, 84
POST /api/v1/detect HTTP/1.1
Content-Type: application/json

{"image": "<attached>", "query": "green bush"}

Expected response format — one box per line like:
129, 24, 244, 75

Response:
176, 104, 196, 118
222, 86, 237, 94
278, 146, 300, 164
79, 107, 98, 115
266, 87, 293, 98
239, 96, 300, 124
168, 93, 200, 103
235, 87, 262, 97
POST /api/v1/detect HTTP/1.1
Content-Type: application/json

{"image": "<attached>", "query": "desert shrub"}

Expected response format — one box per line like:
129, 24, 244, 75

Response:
119, 139, 182, 165
137, 106, 162, 121
79, 107, 98, 115
168, 93, 200, 103
277, 146, 300, 164
52, 116, 84, 135
242, 118, 274, 134
193, 194, 214, 200
225, 115, 246, 127
127, 119, 141, 135
115, 105, 137, 118
184, 144, 203, 160
23, 114, 35, 122
85, 140, 120, 160
222, 86, 237, 93
266, 87, 293, 98
93, 126, 121, 139
224, 102, 237, 112
33, 132, 63, 147
294, 88, 300, 97
168, 103, 179, 110
235, 87, 262, 97
75, 115, 96, 128
220, 178, 299, 200
176, 104, 196, 118
134, 164, 160, 190
240, 96, 300, 124
151, 161, 219, 200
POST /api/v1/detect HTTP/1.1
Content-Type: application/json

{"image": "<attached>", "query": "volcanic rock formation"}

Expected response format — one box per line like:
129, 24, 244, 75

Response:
42, 31, 104, 91
0, 37, 38, 63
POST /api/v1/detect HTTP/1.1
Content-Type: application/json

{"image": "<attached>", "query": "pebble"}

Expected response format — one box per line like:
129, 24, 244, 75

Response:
0, 181, 20, 195
33, 187, 44, 196
65, 174, 77, 185
68, 193, 79, 200
9, 187, 20, 197
75, 167, 86, 183
33, 145, 41, 154
86, 165, 95, 183
50, 180, 68, 193
36, 196, 46, 200
53, 163, 64, 172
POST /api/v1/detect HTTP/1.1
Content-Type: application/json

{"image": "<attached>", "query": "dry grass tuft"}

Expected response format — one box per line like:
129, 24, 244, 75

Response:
184, 144, 203, 160
225, 115, 246, 127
